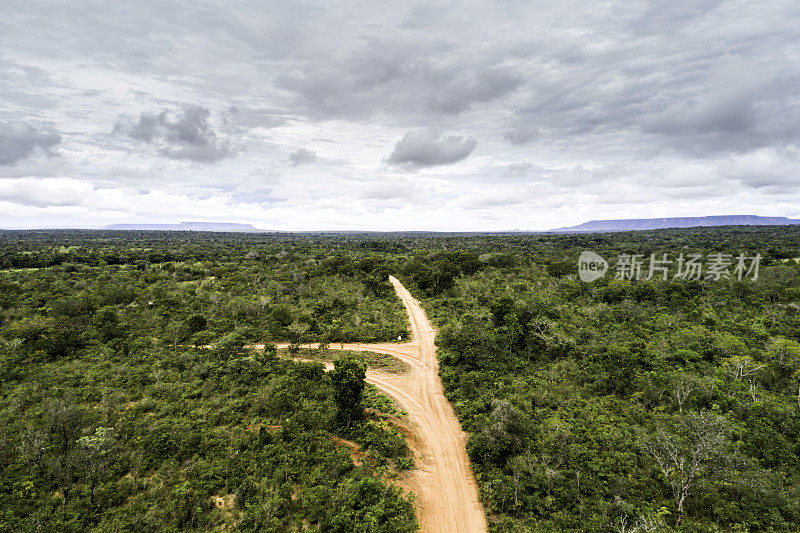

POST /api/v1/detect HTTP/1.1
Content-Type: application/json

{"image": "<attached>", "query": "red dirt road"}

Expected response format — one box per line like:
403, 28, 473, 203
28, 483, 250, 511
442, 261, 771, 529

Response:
274, 276, 486, 532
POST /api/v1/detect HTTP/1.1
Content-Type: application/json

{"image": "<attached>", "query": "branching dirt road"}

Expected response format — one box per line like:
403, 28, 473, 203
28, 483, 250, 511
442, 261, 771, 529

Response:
273, 276, 486, 532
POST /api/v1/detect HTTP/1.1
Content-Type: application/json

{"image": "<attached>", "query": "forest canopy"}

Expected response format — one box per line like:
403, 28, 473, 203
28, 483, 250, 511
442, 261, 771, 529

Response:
1, 226, 799, 531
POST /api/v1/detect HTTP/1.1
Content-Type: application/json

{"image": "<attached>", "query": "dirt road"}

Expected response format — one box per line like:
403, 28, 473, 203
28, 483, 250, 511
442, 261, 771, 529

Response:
273, 276, 486, 532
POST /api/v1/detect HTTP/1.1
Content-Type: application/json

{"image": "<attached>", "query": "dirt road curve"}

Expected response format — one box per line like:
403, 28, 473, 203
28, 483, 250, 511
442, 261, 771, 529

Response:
274, 276, 486, 532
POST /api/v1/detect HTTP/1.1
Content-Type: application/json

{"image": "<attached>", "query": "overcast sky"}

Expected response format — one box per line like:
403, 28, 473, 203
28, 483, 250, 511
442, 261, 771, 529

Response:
1, 0, 799, 230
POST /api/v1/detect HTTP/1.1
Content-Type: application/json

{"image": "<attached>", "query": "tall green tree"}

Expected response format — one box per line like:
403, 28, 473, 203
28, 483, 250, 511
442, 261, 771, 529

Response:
330, 355, 367, 427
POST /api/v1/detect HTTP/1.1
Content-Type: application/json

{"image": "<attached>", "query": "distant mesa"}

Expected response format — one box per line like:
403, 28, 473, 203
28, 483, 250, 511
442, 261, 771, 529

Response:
552, 215, 800, 233
104, 222, 268, 232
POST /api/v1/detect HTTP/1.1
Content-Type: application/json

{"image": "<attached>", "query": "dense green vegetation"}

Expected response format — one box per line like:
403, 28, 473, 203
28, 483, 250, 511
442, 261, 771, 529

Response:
411, 228, 800, 532
0, 231, 409, 349
0, 232, 416, 532
1, 226, 799, 531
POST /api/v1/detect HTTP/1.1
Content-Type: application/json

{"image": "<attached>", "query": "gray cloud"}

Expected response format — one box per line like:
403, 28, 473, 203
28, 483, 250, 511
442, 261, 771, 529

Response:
276, 39, 522, 119
2, 0, 800, 228
638, 68, 800, 156
114, 106, 232, 163
0, 121, 61, 165
500, 19, 800, 158
387, 129, 476, 168
502, 162, 538, 178
725, 150, 800, 193
360, 179, 416, 201
504, 125, 539, 146
288, 148, 317, 166
0, 58, 60, 111
224, 106, 285, 130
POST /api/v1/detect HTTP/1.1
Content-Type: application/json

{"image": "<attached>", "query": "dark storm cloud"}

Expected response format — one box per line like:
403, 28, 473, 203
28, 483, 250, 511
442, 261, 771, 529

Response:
387, 129, 476, 168
0, 121, 61, 165
114, 106, 232, 163
288, 148, 317, 166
